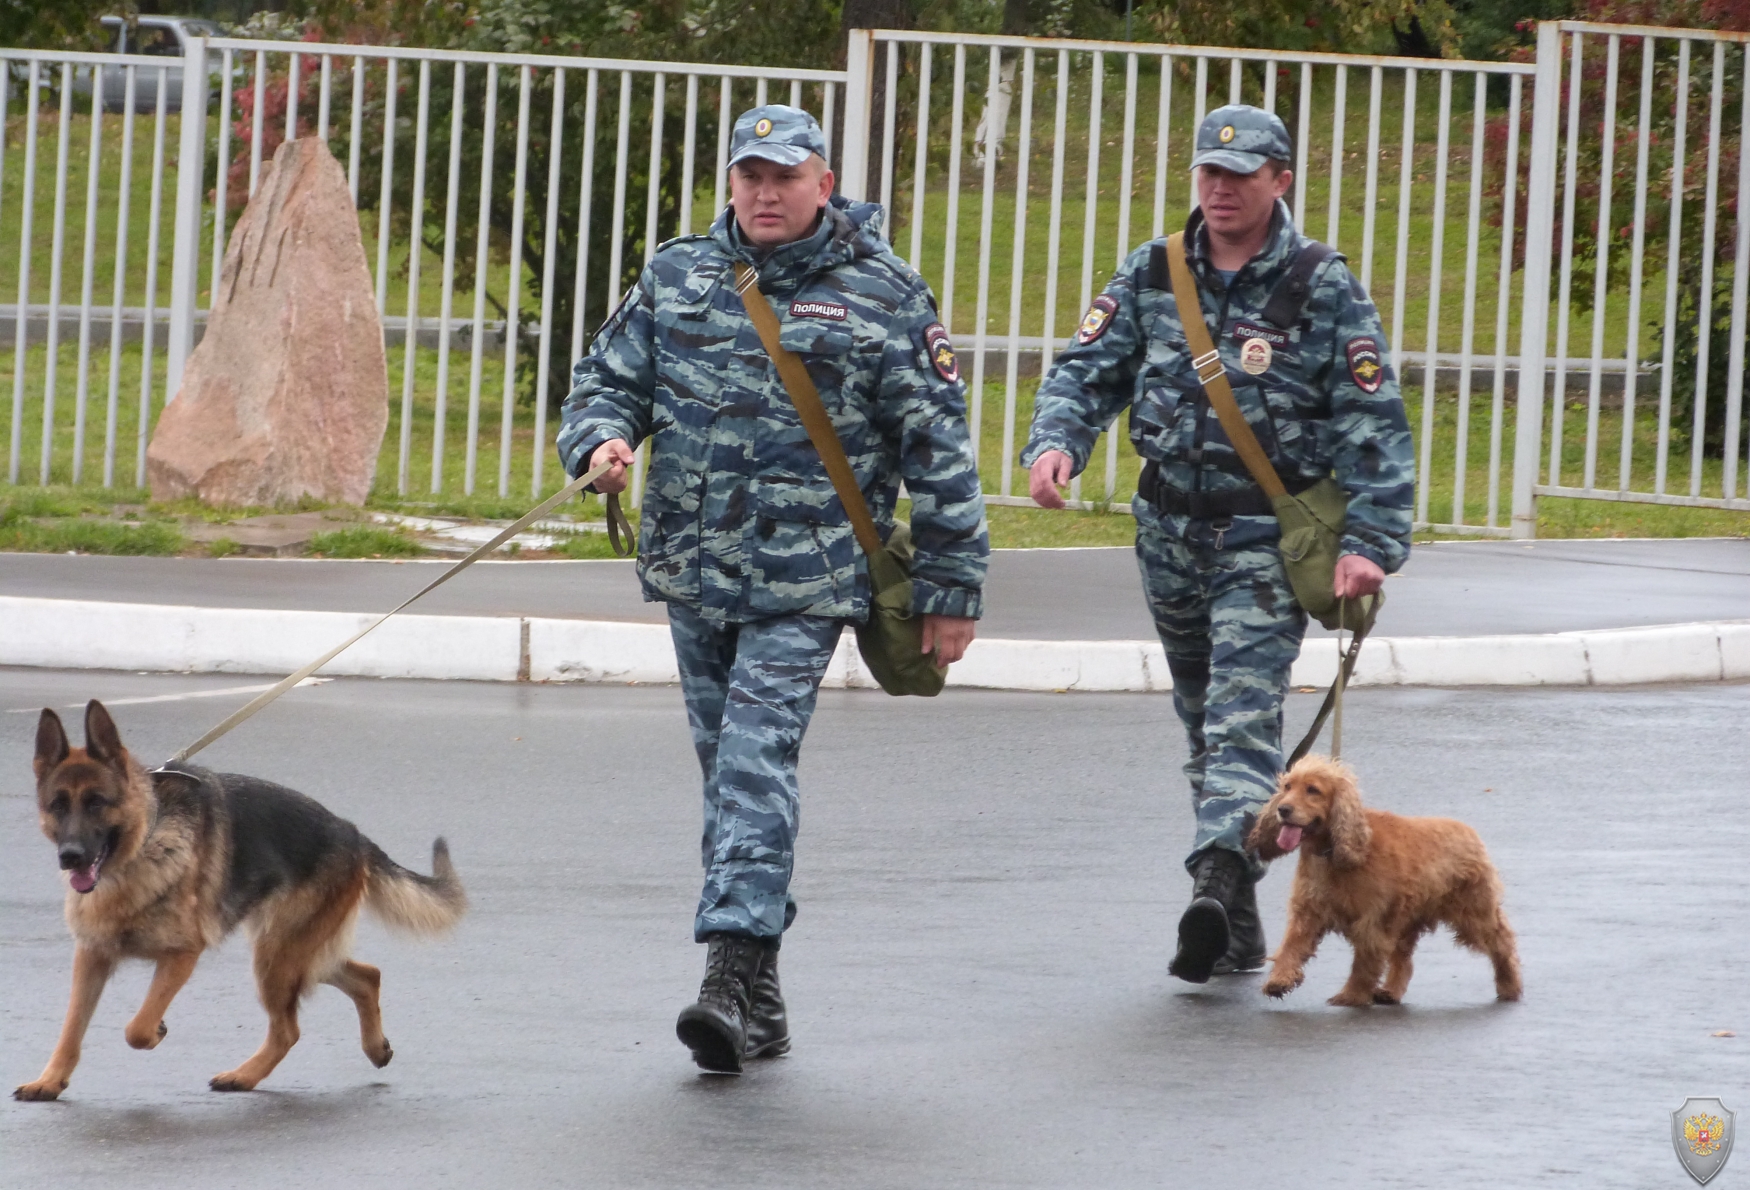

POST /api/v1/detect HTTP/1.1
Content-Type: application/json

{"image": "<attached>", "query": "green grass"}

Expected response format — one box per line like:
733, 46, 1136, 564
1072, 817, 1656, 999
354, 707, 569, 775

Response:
306, 524, 425, 557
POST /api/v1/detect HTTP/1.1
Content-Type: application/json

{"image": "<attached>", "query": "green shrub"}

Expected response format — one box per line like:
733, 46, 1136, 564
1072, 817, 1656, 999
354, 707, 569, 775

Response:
306, 526, 427, 558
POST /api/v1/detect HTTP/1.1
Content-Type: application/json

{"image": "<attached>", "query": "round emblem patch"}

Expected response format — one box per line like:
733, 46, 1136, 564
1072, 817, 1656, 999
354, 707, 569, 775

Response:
1219, 124, 1236, 143
1239, 336, 1273, 375
754, 117, 773, 137
1076, 294, 1119, 346
923, 323, 959, 383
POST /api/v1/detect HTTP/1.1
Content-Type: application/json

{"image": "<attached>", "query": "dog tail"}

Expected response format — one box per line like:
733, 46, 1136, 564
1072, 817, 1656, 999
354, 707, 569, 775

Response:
364, 838, 467, 935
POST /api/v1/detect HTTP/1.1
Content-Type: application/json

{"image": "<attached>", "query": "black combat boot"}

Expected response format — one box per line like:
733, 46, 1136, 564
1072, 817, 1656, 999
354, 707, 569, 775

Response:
743, 941, 791, 1060
1169, 848, 1246, 984
676, 933, 765, 1073
1211, 874, 1267, 975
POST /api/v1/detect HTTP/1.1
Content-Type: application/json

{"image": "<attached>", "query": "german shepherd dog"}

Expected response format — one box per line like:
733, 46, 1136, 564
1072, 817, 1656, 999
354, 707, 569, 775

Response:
15, 700, 466, 1101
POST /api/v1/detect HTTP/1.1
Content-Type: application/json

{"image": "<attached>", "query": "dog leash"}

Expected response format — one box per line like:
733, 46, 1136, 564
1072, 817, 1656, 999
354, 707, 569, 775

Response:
163, 460, 630, 766
1286, 592, 1376, 768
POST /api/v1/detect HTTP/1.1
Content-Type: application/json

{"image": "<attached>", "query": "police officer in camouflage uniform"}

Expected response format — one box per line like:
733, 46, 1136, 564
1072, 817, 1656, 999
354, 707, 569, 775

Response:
1021, 105, 1413, 985
559, 105, 988, 1072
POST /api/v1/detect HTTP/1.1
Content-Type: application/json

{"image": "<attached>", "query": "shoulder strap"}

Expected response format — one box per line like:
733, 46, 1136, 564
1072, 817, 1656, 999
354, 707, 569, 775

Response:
1147, 241, 1169, 291
732, 262, 884, 559
1163, 232, 1288, 501
1260, 240, 1337, 329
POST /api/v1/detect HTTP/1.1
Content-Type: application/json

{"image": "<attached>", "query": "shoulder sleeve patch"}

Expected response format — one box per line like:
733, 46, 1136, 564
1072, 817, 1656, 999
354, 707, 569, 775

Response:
924, 323, 960, 383
1076, 294, 1119, 346
1346, 337, 1385, 393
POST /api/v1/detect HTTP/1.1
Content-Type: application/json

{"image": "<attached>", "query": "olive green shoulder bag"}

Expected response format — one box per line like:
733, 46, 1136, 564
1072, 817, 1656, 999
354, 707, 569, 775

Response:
732, 262, 946, 697
1163, 231, 1378, 634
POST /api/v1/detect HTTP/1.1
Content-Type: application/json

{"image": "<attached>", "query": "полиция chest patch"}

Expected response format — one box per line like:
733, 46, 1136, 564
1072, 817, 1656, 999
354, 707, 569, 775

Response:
789, 299, 849, 321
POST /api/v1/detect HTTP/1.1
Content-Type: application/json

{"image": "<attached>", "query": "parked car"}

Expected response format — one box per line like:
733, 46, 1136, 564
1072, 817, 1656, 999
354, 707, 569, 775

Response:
73, 15, 225, 113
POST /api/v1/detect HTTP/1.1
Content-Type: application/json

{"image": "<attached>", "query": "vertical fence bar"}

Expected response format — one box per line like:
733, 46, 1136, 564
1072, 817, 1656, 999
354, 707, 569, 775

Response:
1264, 55, 1277, 112
41, 66, 74, 483
909, 46, 932, 270
607, 72, 636, 503
1511, 22, 1565, 538
0, 60, 8, 480
1692, 40, 1725, 497
1724, 45, 1750, 499
1107, 52, 1139, 499
1073, 51, 1103, 505
713, 76, 731, 221
1229, 57, 1241, 104
1152, 52, 1171, 240
349, 55, 364, 203
432, 61, 465, 493
104, 66, 138, 488
374, 59, 397, 313
1326, 64, 1345, 247
756, 79, 767, 107
969, 48, 1001, 466
532, 68, 566, 497
822, 82, 836, 166
8, 61, 38, 484
318, 54, 332, 138
1551, 31, 1583, 486
286, 53, 300, 142
942, 45, 967, 332
1488, 73, 1522, 527
1415, 69, 1452, 525
137, 74, 168, 486
73, 65, 105, 484
1293, 63, 1311, 227
1360, 66, 1382, 291
679, 73, 698, 235
1042, 50, 1069, 367
211, 48, 232, 310
569, 70, 600, 384
499, 65, 533, 498
1620, 36, 1655, 493
250, 51, 265, 194
1654, 39, 1690, 495
1451, 73, 1487, 526
1192, 56, 1208, 215
397, 59, 431, 497
1584, 37, 1620, 490
880, 43, 899, 215
790, 79, 802, 108
643, 72, 665, 266
1389, 69, 1416, 367
465, 64, 500, 496
1000, 48, 1034, 499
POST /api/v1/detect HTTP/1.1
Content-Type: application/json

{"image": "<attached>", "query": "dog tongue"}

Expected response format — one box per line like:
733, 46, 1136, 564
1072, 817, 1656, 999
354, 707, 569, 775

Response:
1276, 824, 1304, 853
68, 864, 98, 894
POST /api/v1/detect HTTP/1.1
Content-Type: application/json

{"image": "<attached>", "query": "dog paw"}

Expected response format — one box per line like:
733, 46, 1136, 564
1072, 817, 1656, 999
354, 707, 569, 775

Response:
1371, 989, 1401, 1005
125, 1020, 167, 1050
1262, 979, 1295, 999
367, 1038, 393, 1069
208, 1071, 257, 1092
13, 1080, 66, 1102
1326, 990, 1374, 1008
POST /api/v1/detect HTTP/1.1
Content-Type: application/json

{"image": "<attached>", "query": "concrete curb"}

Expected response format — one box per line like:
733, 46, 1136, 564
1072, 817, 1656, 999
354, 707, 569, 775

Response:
4, 596, 1747, 691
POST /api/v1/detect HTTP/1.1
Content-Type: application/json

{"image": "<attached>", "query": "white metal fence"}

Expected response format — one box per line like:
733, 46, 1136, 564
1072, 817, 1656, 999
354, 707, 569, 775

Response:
1528, 19, 1750, 520
5, 23, 1748, 539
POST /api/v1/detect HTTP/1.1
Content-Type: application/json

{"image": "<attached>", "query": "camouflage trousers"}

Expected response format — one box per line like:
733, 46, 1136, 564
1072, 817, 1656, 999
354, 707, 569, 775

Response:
1134, 501, 1307, 881
668, 604, 842, 942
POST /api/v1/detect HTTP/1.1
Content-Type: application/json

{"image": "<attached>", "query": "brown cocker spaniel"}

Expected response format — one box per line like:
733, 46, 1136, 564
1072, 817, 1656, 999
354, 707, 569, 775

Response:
1248, 756, 1521, 1007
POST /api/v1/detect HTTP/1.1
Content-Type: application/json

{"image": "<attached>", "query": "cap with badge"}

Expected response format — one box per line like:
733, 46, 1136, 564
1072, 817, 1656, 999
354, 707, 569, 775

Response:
727, 104, 830, 169
1189, 104, 1293, 176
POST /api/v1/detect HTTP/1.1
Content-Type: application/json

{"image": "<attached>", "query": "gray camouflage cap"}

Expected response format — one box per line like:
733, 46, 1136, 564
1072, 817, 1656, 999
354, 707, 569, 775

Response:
1189, 104, 1293, 174
728, 104, 829, 169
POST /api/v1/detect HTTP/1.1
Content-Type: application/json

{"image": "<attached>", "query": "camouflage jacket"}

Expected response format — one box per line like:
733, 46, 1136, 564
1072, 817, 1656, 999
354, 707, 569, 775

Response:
558, 197, 989, 623
1021, 201, 1414, 571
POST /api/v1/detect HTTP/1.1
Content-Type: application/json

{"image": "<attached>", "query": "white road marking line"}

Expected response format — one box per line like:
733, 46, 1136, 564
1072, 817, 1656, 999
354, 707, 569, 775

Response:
7, 678, 331, 714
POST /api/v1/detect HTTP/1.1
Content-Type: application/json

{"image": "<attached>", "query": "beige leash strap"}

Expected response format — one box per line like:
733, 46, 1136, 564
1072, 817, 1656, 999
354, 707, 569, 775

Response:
1163, 232, 1288, 500
1287, 596, 1372, 767
731, 262, 884, 559
166, 458, 625, 765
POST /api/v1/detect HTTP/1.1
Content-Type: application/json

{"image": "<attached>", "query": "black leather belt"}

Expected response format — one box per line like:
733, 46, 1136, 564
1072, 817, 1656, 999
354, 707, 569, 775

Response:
1137, 460, 1319, 519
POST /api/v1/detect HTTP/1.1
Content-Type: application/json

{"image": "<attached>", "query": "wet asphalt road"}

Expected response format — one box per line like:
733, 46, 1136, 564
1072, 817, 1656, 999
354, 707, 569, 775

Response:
1, 668, 1746, 1188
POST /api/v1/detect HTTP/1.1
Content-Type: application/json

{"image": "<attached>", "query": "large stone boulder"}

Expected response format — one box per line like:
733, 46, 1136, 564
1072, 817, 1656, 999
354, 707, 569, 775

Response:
149, 136, 387, 507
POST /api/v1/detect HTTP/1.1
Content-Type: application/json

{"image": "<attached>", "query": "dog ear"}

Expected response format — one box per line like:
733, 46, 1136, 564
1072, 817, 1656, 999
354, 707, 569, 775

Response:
83, 700, 126, 767
34, 709, 70, 779
1326, 765, 1373, 868
1248, 782, 1291, 861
